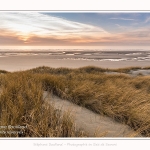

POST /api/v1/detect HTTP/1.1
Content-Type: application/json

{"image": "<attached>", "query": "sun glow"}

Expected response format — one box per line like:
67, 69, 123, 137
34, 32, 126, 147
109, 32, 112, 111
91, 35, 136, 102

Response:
0, 12, 109, 43
17, 34, 31, 43
1, 12, 150, 46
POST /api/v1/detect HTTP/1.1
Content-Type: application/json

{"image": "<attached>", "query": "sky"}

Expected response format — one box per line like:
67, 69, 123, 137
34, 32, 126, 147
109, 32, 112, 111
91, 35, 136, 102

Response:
1, 12, 150, 46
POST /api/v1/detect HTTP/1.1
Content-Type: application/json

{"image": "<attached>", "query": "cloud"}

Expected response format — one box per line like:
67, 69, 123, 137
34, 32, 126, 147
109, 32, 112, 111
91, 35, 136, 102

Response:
0, 12, 109, 40
115, 24, 128, 29
110, 17, 135, 21
0, 12, 113, 45
122, 27, 150, 38
0, 30, 24, 45
0, 28, 107, 46
1, 12, 150, 46
145, 17, 150, 23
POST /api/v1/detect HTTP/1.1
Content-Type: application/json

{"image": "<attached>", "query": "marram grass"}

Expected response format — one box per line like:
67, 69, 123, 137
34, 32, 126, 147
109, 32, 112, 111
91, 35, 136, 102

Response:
0, 72, 87, 137
1, 66, 150, 137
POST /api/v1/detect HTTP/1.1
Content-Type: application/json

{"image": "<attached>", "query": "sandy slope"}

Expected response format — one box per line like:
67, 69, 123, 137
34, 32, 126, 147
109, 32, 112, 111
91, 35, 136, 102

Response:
43, 91, 141, 137
0, 88, 142, 137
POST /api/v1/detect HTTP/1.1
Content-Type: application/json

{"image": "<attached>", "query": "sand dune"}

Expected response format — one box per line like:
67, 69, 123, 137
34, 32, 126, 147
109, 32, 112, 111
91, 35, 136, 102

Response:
43, 91, 141, 137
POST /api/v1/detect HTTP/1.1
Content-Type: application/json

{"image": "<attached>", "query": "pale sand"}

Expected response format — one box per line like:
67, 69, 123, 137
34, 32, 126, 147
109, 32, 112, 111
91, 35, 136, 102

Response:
43, 91, 141, 137
130, 69, 150, 76
0, 55, 150, 71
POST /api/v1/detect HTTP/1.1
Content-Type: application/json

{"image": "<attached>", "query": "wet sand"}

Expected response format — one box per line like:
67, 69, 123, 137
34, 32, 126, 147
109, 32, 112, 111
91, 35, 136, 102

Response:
0, 54, 150, 71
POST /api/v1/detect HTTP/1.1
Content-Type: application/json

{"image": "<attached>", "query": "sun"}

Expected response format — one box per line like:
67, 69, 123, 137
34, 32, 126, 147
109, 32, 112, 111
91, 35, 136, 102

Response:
19, 35, 30, 43
23, 37, 29, 42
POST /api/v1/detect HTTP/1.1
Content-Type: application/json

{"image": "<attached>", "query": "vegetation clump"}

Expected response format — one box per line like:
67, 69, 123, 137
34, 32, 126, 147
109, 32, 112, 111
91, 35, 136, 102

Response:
0, 72, 87, 137
1, 65, 150, 137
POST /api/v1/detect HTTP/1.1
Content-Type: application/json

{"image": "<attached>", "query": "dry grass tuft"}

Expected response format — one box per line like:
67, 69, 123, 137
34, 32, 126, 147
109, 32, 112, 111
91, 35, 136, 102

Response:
0, 72, 87, 137
29, 66, 150, 137
1, 65, 150, 137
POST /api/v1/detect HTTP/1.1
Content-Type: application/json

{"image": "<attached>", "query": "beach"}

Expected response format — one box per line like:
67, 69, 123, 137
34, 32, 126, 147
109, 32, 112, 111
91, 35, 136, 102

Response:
0, 50, 150, 71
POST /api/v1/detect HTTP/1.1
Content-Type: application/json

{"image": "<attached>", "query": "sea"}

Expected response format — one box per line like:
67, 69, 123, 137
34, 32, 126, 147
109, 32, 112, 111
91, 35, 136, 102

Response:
0, 46, 150, 62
